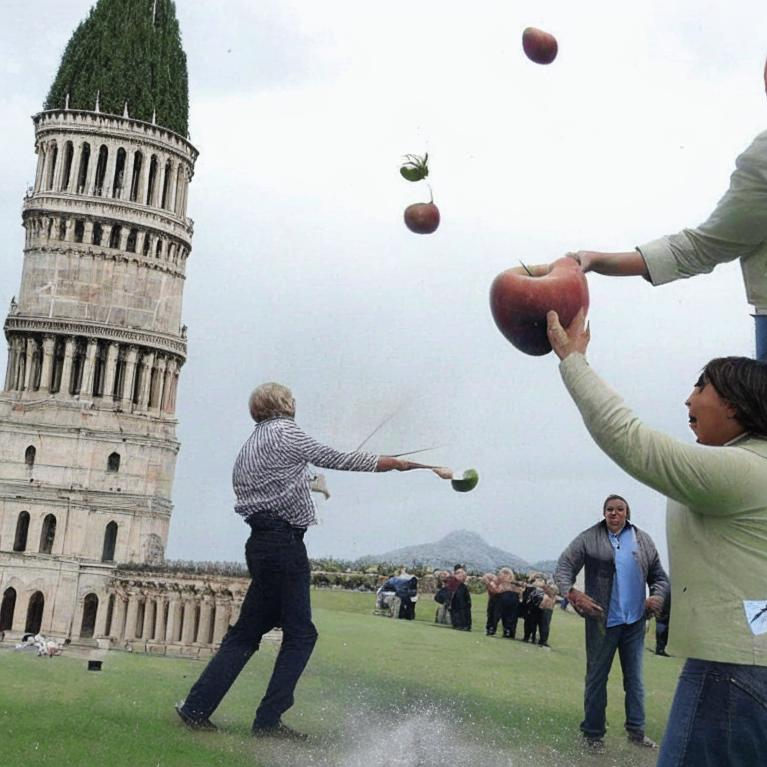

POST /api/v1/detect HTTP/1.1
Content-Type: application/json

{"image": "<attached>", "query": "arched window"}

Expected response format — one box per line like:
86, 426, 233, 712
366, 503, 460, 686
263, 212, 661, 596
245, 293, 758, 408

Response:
13, 511, 30, 552
107, 452, 120, 473
0, 588, 16, 631
80, 594, 99, 638
146, 155, 158, 205
126, 228, 137, 253
142, 234, 151, 256
92, 222, 103, 246
108, 225, 121, 249
129, 151, 142, 202
24, 446, 36, 468
112, 148, 126, 197
25, 591, 44, 634
60, 141, 74, 191
74, 219, 85, 243
102, 521, 118, 561
76, 142, 90, 193
94, 145, 108, 196
160, 160, 172, 209
39, 514, 56, 554
46, 143, 58, 190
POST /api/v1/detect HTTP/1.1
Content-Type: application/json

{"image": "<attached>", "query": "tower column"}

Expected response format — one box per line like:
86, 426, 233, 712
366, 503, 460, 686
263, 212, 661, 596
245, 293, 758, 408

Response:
58, 336, 76, 396
22, 337, 38, 392
165, 595, 182, 643
79, 337, 99, 398
122, 150, 136, 201
103, 142, 118, 198
67, 142, 83, 193
167, 161, 179, 212
123, 591, 140, 641
111, 595, 128, 639
102, 342, 120, 400
152, 357, 168, 413
153, 597, 168, 641
120, 346, 139, 409
137, 351, 155, 411
181, 599, 197, 645
38, 335, 56, 393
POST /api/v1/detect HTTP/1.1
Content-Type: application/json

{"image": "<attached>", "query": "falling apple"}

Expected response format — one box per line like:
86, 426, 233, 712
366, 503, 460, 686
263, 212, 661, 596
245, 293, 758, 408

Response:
451, 469, 479, 493
522, 27, 558, 65
404, 202, 440, 234
489, 257, 589, 356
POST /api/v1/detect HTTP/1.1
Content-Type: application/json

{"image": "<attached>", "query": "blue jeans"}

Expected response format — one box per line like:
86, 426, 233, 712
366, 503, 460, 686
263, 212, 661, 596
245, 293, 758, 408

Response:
581, 618, 646, 739
657, 659, 767, 767
755, 315, 767, 360
180, 519, 318, 728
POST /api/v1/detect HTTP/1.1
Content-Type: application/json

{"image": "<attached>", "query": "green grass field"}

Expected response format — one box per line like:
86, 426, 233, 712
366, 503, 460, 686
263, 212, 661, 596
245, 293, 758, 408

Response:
0, 590, 680, 767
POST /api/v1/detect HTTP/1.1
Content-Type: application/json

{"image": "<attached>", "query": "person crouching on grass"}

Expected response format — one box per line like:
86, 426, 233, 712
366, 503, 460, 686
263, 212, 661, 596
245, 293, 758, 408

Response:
546, 309, 767, 766
175, 382, 450, 740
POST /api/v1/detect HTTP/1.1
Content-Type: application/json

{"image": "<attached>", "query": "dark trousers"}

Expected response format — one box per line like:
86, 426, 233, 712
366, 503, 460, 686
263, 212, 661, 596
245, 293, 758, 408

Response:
485, 595, 501, 633
523, 606, 540, 641
500, 592, 520, 637
398, 599, 415, 620
538, 608, 553, 645
180, 519, 318, 729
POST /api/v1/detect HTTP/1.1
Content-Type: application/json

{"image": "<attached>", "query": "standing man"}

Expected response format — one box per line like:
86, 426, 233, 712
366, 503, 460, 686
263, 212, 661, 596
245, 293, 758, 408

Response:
175, 382, 449, 739
554, 494, 669, 752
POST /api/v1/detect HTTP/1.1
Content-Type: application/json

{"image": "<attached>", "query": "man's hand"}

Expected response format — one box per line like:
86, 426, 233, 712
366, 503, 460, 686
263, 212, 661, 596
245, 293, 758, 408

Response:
645, 595, 664, 617
568, 588, 604, 618
431, 466, 453, 480
546, 308, 590, 361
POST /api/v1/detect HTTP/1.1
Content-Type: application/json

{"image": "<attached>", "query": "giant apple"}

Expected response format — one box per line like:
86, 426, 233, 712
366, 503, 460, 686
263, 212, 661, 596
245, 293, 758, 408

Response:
489, 257, 589, 355
522, 27, 558, 65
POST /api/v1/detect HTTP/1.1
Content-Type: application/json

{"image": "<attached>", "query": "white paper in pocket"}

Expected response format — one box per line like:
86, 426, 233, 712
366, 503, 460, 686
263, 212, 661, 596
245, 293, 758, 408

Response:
743, 601, 767, 635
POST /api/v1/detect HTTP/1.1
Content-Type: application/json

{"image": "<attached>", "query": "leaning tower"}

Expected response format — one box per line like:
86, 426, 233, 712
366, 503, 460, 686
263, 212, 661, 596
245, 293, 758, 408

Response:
0, 0, 197, 642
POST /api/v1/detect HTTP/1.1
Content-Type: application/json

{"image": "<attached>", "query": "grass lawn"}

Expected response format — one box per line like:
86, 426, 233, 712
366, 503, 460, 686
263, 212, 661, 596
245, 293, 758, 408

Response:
0, 590, 680, 767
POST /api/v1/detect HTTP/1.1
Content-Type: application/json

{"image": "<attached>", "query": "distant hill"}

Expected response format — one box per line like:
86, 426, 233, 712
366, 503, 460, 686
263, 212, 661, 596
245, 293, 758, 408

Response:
355, 530, 531, 574
529, 560, 558, 575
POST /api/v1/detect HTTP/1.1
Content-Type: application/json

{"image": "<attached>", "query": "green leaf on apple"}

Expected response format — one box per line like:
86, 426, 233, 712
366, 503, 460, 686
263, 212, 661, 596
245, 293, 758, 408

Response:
399, 153, 429, 182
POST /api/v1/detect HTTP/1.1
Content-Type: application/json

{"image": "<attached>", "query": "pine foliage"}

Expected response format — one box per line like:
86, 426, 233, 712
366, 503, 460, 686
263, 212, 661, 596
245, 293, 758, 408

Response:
44, 0, 189, 136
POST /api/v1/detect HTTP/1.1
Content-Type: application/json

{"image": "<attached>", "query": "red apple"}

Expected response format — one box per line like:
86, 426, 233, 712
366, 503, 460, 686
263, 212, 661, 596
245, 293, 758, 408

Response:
489, 257, 589, 356
522, 27, 558, 65
404, 202, 440, 234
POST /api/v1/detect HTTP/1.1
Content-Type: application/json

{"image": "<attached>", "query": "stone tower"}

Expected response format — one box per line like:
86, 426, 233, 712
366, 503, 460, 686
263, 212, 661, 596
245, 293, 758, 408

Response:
0, 0, 198, 641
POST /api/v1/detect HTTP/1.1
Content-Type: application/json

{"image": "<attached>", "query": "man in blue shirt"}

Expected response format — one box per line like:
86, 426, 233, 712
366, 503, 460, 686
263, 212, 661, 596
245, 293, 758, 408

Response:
555, 495, 669, 753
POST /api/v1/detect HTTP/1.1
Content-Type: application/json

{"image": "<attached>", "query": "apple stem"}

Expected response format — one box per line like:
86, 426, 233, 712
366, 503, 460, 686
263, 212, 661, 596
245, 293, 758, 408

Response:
518, 259, 534, 276
427, 183, 434, 204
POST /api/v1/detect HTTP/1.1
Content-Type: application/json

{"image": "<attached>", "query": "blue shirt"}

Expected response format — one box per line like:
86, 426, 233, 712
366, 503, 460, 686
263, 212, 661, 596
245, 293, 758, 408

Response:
606, 524, 646, 627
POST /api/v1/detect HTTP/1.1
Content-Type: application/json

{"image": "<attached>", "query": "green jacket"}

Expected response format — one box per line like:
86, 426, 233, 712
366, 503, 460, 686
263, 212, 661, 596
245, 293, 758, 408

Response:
561, 353, 767, 666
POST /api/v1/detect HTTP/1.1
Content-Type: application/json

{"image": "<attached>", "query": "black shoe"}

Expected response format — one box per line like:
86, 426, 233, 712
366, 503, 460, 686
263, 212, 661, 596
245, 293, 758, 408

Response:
485, 629, 496, 636
583, 736, 605, 754
502, 631, 512, 638
627, 731, 657, 749
656, 650, 671, 657
252, 721, 308, 741
175, 704, 217, 731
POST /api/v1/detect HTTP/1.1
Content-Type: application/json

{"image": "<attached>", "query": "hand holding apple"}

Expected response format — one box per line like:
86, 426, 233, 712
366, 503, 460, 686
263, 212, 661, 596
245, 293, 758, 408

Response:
546, 308, 590, 360
489, 257, 589, 356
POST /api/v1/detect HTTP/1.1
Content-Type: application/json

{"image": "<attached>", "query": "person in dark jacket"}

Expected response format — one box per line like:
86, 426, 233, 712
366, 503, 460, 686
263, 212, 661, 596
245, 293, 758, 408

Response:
449, 568, 472, 631
554, 494, 669, 752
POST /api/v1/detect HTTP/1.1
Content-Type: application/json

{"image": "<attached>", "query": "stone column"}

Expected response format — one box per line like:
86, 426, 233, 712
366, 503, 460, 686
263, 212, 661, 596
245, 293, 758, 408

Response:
153, 597, 168, 641
135, 231, 146, 256
94, 595, 111, 637
67, 143, 83, 193
83, 221, 94, 244
85, 144, 100, 196
22, 337, 37, 392
197, 597, 214, 646
103, 143, 118, 199
4, 341, 14, 391
167, 161, 179, 212
122, 151, 136, 201
152, 357, 168, 413
112, 595, 128, 639
141, 154, 154, 205
123, 592, 140, 641
212, 597, 231, 644
38, 336, 56, 394
181, 599, 197, 645
79, 338, 99, 398
165, 595, 182, 643
160, 358, 175, 413
34, 148, 45, 192
120, 346, 139, 410
137, 351, 155, 411
13, 338, 26, 390
58, 337, 76, 396
103, 342, 120, 401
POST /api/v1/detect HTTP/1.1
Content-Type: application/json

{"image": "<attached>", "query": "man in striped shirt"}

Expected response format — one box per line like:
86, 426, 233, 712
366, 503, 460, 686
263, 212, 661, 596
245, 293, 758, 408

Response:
176, 382, 442, 739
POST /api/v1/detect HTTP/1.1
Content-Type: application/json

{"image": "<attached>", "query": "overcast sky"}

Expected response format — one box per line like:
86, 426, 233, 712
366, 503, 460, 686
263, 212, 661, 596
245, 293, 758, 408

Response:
2, 1, 766, 567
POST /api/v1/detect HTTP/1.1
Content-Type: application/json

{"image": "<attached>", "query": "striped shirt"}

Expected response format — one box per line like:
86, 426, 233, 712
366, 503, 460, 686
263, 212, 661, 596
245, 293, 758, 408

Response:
232, 416, 379, 527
